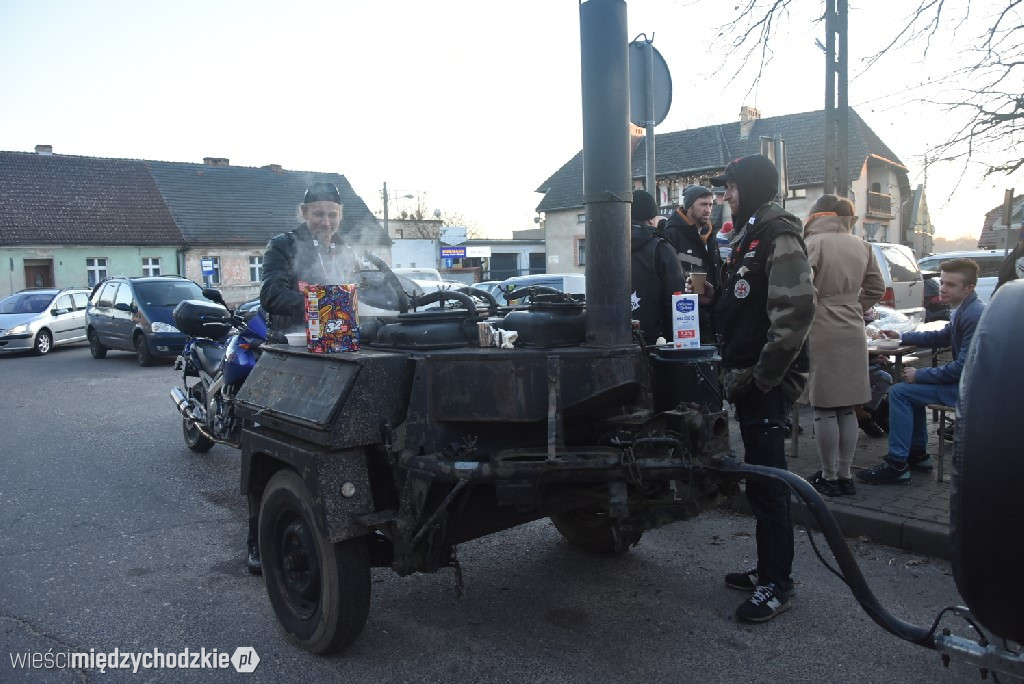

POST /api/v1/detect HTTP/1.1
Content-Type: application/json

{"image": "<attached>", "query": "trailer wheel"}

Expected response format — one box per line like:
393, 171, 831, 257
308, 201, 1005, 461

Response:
259, 470, 370, 655
550, 508, 642, 554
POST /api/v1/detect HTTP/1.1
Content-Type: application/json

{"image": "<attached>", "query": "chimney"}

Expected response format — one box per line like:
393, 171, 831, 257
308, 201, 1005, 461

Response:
35, 144, 53, 155
263, 163, 283, 174
202, 157, 229, 167
739, 106, 761, 140
629, 123, 645, 153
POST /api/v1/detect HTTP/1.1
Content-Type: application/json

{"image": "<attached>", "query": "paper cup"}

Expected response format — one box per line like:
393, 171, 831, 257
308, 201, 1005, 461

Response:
689, 272, 707, 293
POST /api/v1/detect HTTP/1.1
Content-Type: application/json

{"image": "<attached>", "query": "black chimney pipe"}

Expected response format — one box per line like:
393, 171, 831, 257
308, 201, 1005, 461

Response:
579, 0, 632, 347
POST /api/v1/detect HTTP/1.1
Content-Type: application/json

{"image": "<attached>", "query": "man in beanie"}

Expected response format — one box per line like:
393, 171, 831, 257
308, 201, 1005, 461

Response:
629, 189, 687, 344
711, 154, 815, 622
660, 184, 722, 342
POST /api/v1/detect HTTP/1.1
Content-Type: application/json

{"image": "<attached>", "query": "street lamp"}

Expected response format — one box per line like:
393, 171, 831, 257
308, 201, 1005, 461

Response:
381, 181, 414, 239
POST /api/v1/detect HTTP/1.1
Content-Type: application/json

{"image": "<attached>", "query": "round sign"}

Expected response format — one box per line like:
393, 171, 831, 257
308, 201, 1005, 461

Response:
628, 41, 672, 127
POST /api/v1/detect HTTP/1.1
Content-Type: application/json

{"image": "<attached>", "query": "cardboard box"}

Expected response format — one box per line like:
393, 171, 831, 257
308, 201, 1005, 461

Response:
671, 293, 701, 349
304, 284, 359, 353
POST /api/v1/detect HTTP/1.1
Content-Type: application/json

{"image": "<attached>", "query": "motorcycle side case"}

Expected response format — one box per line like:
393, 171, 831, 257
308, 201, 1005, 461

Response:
174, 299, 231, 338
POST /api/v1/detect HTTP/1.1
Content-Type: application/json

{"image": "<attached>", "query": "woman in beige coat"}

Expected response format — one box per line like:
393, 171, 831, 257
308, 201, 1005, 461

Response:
804, 195, 885, 496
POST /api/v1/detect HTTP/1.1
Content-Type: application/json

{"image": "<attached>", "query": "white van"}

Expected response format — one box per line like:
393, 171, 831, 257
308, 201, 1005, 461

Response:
496, 273, 586, 304
870, 242, 926, 324
917, 250, 1005, 303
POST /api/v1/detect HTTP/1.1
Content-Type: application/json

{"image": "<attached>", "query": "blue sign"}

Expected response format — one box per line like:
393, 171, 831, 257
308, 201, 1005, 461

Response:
201, 258, 216, 276
440, 246, 466, 258
443, 258, 454, 268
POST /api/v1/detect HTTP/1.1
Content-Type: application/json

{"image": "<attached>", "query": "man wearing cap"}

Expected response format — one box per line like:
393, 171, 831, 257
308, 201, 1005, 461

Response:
630, 189, 687, 344
711, 155, 815, 623
660, 184, 722, 341
260, 181, 361, 345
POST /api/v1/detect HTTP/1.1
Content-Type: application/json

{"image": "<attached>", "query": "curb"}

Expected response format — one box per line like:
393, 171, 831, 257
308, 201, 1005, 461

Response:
725, 492, 951, 561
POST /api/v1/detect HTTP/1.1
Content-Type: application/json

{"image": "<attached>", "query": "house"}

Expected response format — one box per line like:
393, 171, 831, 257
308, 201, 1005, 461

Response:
977, 194, 1024, 250
0, 147, 183, 297
0, 147, 388, 302
535, 107, 928, 272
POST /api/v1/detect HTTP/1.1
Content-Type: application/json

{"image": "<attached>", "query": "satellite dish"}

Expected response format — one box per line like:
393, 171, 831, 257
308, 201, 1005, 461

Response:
433, 209, 442, 219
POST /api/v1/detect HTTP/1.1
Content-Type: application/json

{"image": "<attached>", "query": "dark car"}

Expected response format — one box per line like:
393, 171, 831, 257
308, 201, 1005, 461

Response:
86, 276, 213, 366
921, 270, 951, 322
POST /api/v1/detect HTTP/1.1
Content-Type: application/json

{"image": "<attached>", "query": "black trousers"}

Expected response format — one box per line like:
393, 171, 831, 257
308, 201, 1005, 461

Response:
734, 385, 794, 592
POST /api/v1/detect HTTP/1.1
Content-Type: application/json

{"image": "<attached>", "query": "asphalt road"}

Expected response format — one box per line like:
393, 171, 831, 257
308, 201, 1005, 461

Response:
0, 345, 986, 682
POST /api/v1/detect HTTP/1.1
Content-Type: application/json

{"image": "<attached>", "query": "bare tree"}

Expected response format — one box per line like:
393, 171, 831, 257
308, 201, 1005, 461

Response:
715, 0, 1024, 179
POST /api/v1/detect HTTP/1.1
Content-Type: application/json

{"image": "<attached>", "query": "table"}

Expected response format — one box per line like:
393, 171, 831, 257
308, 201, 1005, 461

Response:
867, 343, 918, 379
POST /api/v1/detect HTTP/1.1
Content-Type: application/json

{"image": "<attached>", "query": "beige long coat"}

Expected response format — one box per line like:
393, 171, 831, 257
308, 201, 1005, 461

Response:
804, 214, 885, 407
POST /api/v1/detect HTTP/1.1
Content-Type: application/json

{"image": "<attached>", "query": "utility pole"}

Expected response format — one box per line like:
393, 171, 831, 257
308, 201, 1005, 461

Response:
824, 0, 849, 197
382, 181, 390, 239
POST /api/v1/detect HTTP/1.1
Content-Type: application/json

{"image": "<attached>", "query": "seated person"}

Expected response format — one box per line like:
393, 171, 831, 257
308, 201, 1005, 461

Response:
858, 258, 985, 484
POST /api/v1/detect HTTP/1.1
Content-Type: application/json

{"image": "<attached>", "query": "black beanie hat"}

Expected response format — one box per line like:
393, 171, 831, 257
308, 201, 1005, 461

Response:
682, 185, 713, 210
710, 155, 779, 227
631, 189, 659, 222
304, 182, 342, 205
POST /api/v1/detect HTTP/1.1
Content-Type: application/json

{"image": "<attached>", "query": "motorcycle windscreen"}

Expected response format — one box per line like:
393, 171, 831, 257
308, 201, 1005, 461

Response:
951, 279, 1024, 644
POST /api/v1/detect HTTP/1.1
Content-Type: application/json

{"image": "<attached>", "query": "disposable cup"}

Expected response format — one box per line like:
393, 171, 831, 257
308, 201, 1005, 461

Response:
689, 272, 707, 293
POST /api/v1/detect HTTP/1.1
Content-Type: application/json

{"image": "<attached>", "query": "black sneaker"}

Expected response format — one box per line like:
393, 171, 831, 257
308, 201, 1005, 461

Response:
908, 449, 934, 472
806, 471, 841, 497
858, 417, 885, 438
736, 582, 792, 623
725, 567, 758, 592
836, 478, 857, 495
247, 544, 262, 576
857, 456, 911, 485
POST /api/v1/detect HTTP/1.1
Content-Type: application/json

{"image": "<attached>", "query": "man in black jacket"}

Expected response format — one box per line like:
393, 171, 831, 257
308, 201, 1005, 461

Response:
660, 184, 722, 341
260, 182, 361, 343
630, 190, 687, 344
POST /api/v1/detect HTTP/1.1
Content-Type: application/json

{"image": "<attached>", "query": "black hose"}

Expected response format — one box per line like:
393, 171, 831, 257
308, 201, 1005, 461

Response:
712, 459, 936, 647
410, 289, 479, 317
456, 286, 500, 314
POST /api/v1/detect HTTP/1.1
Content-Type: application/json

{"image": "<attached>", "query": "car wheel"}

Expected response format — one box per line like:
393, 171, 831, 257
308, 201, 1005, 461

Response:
550, 507, 642, 554
33, 329, 53, 355
259, 470, 370, 655
88, 330, 107, 359
135, 333, 154, 367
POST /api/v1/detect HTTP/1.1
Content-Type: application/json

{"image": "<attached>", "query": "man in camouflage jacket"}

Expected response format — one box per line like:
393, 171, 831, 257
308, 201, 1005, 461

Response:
711, 154, 816, 623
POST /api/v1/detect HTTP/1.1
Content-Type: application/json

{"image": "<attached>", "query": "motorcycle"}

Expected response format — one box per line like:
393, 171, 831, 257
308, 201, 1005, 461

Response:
170, 289, 268, 452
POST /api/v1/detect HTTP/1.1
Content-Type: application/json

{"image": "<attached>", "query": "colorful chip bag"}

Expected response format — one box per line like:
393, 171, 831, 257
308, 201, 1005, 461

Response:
303, 284, 359, 353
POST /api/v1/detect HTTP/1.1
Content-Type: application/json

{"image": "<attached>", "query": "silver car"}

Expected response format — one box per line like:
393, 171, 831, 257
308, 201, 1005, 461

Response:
0, 288, 91, 355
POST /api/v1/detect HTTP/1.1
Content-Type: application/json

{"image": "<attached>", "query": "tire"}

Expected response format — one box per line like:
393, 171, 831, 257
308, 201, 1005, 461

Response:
183, 384, 214, 453
135, 333, 154, 367
550, 508, 642, 555
259, 470, 370, 655
33, 329, 52, 355
88, 330, 107, 359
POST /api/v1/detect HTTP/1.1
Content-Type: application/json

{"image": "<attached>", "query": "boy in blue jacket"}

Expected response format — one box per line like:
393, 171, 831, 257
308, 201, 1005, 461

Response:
859, 258, 985, 484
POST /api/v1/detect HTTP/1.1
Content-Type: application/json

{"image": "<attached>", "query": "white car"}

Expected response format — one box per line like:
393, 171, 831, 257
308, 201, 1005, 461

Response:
917, 250, 1004, 303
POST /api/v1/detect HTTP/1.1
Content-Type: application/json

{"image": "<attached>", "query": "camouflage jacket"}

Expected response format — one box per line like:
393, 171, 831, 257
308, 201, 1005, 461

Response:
715, 202, 816, 400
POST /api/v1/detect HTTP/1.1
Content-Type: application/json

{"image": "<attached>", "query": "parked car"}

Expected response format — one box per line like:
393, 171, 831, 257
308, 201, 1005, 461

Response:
86, 275, 214, 366
496, 273, 586, 304
921, 271, 950, 322
917, 249, 1004, 303
870, 242, 926, 324
0, 287, 91, 355
473, 280, 502, 296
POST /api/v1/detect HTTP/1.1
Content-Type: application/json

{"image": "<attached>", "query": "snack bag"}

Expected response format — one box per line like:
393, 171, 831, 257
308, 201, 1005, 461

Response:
303, 284, 359, 353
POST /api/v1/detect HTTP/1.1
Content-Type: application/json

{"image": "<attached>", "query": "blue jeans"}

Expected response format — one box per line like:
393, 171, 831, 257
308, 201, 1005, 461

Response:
887, 381, 959, 460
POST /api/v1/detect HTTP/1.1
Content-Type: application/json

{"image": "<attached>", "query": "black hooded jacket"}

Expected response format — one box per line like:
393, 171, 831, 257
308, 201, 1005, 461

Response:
659, 208, 722, 340
630, 221, 687, 344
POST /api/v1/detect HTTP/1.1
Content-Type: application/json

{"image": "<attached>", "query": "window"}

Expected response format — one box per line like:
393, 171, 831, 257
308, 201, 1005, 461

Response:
71, 292, 89, 310
786, 188, 807, 199
86, 258, 108, 287
142, 257, 161, 277
575, 237, 586, 267
577, 213, 586, 223
201, 256, 221, 284
94, 282, 118, 307
53, 294, 74, 313
114, 282, 134, 308
249, 255, 263, 282
878, 244, 920, 282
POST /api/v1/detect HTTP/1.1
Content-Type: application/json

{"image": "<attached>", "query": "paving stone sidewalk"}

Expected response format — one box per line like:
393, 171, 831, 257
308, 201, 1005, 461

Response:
726, 400, 954, 560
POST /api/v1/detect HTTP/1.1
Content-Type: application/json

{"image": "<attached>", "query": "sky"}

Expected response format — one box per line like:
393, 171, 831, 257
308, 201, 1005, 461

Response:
1, 0, 1020, 242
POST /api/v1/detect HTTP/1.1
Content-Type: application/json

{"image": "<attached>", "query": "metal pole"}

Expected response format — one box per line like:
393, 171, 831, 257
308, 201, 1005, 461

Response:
382, 181, 390, 240
824, 0, 836, 196
580, 0, 631, 348
837, 0, 849, 198
1004, 188, 1015, 256
644, 39, 656, 198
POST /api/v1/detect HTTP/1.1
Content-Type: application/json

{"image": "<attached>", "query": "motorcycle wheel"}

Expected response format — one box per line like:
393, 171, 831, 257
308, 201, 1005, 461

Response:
259, 470, 370, 655
183, 385, 215, 453
550, 507, 642, 555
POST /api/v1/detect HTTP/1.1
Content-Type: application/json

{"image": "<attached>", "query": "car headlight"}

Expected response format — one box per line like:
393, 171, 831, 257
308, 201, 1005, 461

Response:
151, 322, 180, 334
8, 324, 29, 335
